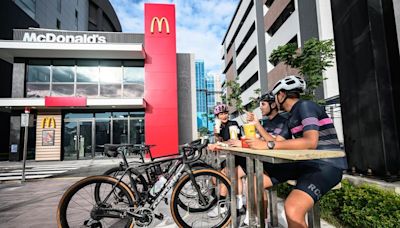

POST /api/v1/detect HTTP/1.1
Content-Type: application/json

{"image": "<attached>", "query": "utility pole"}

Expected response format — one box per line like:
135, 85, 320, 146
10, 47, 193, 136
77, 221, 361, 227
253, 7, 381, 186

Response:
21, 107, 31, 183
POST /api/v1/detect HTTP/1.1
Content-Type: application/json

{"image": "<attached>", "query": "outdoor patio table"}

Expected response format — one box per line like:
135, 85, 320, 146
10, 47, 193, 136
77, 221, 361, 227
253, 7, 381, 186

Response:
213, 147, 345, 228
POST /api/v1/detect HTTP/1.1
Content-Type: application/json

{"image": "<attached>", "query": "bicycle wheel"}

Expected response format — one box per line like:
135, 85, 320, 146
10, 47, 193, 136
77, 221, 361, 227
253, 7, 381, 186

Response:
176, 163, 217, 212
57, 175, 137, 228
95, 167, 148, 204
171, 169, 231, 228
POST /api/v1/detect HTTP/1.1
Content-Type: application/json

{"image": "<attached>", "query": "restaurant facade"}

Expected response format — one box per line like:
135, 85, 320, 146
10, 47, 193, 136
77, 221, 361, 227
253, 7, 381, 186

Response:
0, 4, 197, 161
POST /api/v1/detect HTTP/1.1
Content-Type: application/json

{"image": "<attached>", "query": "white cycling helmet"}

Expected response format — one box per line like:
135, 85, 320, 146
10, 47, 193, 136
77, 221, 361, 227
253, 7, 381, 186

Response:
271, 75, 306, 95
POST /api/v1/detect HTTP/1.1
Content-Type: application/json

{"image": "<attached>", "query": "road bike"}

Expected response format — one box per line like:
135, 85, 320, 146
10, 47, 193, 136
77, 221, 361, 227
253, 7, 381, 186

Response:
57, 139, 231, 228
97, 140, 213, 206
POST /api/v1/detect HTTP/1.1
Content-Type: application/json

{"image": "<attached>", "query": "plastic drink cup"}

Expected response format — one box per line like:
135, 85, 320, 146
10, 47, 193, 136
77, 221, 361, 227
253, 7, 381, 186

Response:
243, 123, 256, 138
229, 126, 239, 140
241, 137, 249, 148
214, 119, 222, 134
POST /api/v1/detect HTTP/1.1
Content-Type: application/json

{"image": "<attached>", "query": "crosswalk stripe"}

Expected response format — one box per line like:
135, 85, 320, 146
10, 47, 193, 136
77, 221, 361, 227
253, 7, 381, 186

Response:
0, 170, 68, 176
0, 175, 52, 181
9, 168, 79, 173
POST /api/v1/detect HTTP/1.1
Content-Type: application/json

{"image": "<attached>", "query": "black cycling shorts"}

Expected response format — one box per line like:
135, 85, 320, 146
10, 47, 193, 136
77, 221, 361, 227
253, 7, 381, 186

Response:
263, 161, 342, 202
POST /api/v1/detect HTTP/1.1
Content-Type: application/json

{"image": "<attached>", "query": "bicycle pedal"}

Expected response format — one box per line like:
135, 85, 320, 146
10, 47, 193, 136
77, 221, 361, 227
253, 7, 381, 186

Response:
154, 213, 164, 220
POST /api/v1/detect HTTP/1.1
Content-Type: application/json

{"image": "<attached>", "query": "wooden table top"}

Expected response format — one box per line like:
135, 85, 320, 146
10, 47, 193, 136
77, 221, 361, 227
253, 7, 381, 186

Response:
219, 146, 345, 161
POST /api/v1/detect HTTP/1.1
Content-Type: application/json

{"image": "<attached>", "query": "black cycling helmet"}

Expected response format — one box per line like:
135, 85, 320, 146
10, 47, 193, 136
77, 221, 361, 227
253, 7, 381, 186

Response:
260, 92, 277, 116
260, 92, 275, 103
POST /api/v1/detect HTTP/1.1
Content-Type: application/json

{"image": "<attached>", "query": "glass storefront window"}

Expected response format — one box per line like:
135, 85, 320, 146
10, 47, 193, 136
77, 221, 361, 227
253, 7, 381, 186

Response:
52, 66, 75, 82
25, 59, 144, 98
95, 120, 111, 155
76, 84, 98, 97
129, 111, 145, 117
123, 84, 144, 98
113, 119, 128, 144
130, 119, 145, 145
27, 65, 50, 82
64, 113, 94, 119
95, 112, 111, 118
100, 84, 121, 97
51, 84, 74, 96
112, 112, 129, 118
123, 67, 144, 84
26, 84, 50, 97
63, 111, 145, 160
77, 66, 98, 82
99, 67, 122, 84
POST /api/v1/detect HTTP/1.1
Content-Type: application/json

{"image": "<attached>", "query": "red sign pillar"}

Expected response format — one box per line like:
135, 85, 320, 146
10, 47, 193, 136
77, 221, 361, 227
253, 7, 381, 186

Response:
144, 3, 178, 157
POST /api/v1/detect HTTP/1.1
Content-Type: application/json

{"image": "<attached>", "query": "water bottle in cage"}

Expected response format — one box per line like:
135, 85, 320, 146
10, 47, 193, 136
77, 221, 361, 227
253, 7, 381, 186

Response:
149, 175, 167, 196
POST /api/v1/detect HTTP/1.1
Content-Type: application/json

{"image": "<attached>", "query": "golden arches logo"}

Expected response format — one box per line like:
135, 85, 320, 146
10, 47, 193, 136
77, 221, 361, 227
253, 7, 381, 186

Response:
150, 17, 170, 34
41, 117, 56, 128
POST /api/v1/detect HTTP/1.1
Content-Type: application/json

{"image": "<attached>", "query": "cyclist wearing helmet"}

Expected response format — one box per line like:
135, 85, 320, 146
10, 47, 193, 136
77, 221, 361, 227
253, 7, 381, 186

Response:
208, 104, 247, 218
213, 104, 242, 142
241, 91, 291, 225
247, 92, 291, 139
246, 75, 347, 228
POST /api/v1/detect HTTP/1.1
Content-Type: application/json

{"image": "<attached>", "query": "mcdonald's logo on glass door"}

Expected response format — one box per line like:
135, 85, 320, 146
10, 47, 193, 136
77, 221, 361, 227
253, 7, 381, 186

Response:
150, 17, 170, 34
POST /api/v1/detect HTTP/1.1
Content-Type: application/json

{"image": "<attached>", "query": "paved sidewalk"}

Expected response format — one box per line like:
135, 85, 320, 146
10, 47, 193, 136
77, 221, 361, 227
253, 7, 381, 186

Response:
0, 158, 140, 182
0, 160, 337, 227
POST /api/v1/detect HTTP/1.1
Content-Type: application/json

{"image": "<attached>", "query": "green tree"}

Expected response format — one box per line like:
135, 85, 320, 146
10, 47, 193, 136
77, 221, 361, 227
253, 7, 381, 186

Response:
198, 127, 209, 136
226, 77, 260, 122
269, 38, 335, 102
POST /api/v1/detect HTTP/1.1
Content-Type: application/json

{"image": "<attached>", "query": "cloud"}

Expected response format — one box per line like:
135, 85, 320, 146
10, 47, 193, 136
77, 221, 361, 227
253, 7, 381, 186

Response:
110, 0, 239, 74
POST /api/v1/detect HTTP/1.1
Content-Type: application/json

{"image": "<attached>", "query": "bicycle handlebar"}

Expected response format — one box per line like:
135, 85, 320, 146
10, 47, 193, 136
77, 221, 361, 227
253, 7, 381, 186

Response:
181, 139, 209, 163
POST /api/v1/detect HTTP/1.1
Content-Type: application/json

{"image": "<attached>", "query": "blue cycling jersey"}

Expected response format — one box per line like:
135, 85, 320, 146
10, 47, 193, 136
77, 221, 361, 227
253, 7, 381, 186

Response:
281, 100, 348, 170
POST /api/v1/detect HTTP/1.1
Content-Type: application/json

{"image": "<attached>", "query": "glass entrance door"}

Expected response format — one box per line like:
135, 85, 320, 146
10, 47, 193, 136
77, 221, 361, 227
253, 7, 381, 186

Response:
64, 121, 93, 160
95, 119, 111, 157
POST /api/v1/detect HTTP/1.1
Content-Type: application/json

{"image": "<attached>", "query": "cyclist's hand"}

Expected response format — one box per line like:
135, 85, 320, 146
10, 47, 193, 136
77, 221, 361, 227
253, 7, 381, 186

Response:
207, 143, 221, 151
245, 138, 268, 150
245, 111, 259, 125
227, 139, 241, 147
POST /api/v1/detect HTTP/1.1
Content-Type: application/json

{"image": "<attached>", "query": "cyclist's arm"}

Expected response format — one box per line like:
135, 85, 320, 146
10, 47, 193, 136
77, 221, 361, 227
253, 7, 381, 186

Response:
273, 130, 318, 149
245, 130, 318, 149
254, 121, 274, 141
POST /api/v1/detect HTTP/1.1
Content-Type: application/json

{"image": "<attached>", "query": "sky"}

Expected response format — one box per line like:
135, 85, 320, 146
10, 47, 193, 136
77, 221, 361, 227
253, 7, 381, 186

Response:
110, 0, 239, 79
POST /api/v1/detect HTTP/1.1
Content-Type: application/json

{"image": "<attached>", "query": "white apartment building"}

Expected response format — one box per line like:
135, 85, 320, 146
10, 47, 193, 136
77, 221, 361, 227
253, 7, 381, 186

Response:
221, 0, 343, 143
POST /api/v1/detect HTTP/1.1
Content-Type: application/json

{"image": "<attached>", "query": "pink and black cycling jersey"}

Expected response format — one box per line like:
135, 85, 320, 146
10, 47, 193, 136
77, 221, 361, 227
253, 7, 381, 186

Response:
261, 114, 291, 138
281, 100, 348, 170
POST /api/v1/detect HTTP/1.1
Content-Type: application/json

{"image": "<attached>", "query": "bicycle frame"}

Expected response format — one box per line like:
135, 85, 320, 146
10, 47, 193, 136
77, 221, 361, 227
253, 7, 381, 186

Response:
105, 141, 209, 211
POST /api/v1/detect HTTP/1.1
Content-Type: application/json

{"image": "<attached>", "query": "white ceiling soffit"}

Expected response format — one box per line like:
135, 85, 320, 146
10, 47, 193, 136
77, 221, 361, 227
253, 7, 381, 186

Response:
0, 98, 145, 109
0, 40, 145, 63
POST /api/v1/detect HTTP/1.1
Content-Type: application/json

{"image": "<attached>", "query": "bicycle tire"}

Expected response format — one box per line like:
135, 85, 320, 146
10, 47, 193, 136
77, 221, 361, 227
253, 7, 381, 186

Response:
170, 169, 231, 228
95, 166, 148, 204
176, 162, 216, 212
57, 175, 137, 228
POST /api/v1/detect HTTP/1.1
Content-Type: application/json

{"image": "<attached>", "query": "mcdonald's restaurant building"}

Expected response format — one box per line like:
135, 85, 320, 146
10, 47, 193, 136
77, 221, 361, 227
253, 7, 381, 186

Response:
0, 4, 197, 161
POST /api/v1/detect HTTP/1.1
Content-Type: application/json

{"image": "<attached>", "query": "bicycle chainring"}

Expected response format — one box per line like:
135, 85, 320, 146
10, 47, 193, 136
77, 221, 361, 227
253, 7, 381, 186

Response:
135, 208, 154, 227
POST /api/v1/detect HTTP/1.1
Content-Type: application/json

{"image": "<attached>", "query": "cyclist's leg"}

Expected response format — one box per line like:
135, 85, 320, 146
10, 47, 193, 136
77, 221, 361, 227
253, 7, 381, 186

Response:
219, 156, 247, 196
284, 162, 342, 227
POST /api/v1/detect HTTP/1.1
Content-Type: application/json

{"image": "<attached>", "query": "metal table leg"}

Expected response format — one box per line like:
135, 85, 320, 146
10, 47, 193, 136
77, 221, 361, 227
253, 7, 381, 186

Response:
246, 157, 256, 227
256, 159, 265, 228
227, 153, 238, 227
268, 186, 279, 227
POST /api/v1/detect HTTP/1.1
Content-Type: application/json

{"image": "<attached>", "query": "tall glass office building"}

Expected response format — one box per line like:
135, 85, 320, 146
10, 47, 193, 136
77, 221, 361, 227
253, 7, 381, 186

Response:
195, 60, 206, 129
206, 76, 215, 132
